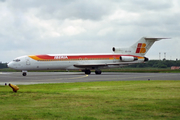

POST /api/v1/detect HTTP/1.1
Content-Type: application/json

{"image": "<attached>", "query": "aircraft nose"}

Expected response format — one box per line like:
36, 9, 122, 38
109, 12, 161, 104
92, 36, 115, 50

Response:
7, 62, 13, 68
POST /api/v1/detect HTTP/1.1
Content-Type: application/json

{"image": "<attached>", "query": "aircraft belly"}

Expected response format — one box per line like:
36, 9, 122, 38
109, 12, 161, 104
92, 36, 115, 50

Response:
48, 61, 74, 69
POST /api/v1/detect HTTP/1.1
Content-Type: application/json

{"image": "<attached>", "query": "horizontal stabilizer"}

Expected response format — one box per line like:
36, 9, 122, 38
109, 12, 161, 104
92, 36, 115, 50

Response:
144, 37, 170, 41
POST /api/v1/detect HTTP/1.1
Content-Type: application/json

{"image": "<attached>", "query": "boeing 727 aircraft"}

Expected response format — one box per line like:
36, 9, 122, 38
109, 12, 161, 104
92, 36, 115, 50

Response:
8, 37, 167, 76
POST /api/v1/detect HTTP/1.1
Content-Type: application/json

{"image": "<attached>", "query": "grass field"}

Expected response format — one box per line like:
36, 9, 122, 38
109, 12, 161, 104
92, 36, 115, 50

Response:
1, 81, 180, 120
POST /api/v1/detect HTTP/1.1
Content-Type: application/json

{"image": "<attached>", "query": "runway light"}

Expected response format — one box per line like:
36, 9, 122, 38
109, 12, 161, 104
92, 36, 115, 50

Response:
9, 83, 19, 92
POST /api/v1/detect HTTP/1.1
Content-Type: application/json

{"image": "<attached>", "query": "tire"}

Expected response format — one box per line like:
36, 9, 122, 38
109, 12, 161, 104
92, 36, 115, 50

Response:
85, 70, 91, 74
22, 72, 27, 76
95, 70, 101, 75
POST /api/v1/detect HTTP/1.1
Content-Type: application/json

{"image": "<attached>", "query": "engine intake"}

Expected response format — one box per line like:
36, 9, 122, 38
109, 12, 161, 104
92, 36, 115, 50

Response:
120, 56, 138, 62
112, 47, 121, 52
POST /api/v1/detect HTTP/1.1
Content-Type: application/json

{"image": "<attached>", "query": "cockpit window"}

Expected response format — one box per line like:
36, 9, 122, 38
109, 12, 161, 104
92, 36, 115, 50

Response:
13, 59, 20, 62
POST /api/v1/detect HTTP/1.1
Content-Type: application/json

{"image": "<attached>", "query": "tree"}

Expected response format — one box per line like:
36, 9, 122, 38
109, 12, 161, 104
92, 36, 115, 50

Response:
0, 63, 8, 69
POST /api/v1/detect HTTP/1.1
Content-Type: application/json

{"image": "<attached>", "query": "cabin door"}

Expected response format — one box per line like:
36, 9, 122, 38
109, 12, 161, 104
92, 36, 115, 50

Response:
26, 58, 30, 65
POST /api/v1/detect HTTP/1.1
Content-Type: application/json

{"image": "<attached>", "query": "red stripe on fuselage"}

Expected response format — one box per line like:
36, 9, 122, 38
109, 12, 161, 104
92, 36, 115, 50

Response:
35, 54, 142, 60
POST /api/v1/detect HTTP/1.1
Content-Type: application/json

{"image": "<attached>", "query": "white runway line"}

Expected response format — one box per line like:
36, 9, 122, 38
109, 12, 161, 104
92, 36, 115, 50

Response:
0, 72, 11, 74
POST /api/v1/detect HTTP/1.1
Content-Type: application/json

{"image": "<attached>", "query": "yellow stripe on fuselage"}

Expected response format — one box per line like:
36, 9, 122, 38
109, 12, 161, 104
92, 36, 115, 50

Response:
137, 57, 144, 59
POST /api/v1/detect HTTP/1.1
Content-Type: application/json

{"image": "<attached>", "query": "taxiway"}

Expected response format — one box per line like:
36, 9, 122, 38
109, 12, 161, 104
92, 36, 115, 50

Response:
0, 72, 179, 85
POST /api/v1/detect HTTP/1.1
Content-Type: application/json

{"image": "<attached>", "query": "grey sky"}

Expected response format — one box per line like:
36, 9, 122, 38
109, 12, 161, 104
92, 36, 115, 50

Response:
0, 0, 179, 62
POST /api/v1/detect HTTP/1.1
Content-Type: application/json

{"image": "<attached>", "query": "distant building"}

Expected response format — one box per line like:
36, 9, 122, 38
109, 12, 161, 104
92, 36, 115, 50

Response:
171, 66, 180, 70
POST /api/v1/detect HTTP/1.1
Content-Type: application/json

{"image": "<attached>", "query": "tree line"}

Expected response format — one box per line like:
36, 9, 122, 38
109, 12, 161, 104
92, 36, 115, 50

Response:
0, 60, 180, 69
0, 63, 8, 69
126, 60, 180, 68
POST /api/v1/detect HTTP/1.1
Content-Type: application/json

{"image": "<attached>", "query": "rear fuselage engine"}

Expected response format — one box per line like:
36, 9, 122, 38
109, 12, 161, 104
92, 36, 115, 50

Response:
120, 56, 138, 62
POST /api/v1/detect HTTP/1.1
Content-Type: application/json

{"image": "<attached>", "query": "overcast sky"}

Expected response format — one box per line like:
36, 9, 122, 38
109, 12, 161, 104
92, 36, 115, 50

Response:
0, 0, 180, 62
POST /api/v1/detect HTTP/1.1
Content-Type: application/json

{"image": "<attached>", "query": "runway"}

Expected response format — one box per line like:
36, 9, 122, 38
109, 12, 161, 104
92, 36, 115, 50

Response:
0, 72, 180, 85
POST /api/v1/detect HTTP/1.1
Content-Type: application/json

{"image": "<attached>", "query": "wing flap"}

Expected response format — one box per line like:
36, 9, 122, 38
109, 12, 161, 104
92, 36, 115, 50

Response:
74, 63, 108, 68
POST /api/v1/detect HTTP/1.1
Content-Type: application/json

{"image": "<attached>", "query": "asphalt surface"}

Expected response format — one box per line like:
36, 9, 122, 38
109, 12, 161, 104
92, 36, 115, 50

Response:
0, 72, 180, 85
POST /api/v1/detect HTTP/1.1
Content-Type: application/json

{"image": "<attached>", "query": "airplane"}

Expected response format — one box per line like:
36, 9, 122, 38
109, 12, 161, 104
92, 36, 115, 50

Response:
7, 37, 167, 76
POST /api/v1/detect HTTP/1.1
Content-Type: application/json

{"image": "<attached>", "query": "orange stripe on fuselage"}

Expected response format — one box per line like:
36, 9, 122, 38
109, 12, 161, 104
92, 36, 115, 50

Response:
28, 55, 44, 61
137, 57, 144, 59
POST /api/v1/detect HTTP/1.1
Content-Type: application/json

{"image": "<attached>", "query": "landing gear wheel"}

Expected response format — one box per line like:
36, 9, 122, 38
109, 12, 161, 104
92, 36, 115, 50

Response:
85, 70, 91, 74
22, 72, 27, 76
95, 70, 102, 75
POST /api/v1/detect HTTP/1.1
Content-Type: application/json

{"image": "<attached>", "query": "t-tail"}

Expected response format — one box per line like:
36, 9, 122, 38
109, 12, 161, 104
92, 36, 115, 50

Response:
112, 37, 169, 56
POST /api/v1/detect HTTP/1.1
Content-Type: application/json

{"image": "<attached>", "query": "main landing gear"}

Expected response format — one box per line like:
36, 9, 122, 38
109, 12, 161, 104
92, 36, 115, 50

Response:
84, 69, 102, 75
95, 70, 101, 75
85, 70, 91, 74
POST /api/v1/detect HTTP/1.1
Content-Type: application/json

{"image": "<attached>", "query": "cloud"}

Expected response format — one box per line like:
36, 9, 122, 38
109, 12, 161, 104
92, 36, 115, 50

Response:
7, 0, 112, 21
0, 0, 180, 62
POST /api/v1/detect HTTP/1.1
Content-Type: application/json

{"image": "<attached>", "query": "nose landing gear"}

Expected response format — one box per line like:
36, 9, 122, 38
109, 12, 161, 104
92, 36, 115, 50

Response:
22, 71, 27, 76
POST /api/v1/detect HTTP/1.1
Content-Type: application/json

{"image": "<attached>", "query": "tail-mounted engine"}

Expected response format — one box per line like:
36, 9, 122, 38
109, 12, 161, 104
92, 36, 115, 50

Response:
120, 56, 138, 62
112, 47, 122, 53
112, 47, 132, 54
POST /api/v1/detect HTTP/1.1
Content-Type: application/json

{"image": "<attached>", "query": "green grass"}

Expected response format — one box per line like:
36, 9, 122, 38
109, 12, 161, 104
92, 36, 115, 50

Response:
1, 81, 180, 120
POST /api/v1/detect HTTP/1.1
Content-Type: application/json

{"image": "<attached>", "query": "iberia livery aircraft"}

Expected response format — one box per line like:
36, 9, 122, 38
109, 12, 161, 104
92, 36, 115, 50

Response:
8, 37, 167, 76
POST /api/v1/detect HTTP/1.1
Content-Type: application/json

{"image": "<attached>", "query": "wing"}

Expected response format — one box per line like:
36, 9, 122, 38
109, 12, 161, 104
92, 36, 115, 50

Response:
74, 62, 131, 69
74, 63, 108, 68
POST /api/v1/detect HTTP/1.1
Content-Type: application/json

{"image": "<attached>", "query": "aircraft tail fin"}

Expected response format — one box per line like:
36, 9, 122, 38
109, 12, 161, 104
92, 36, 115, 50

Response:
112, 37, 169, 56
